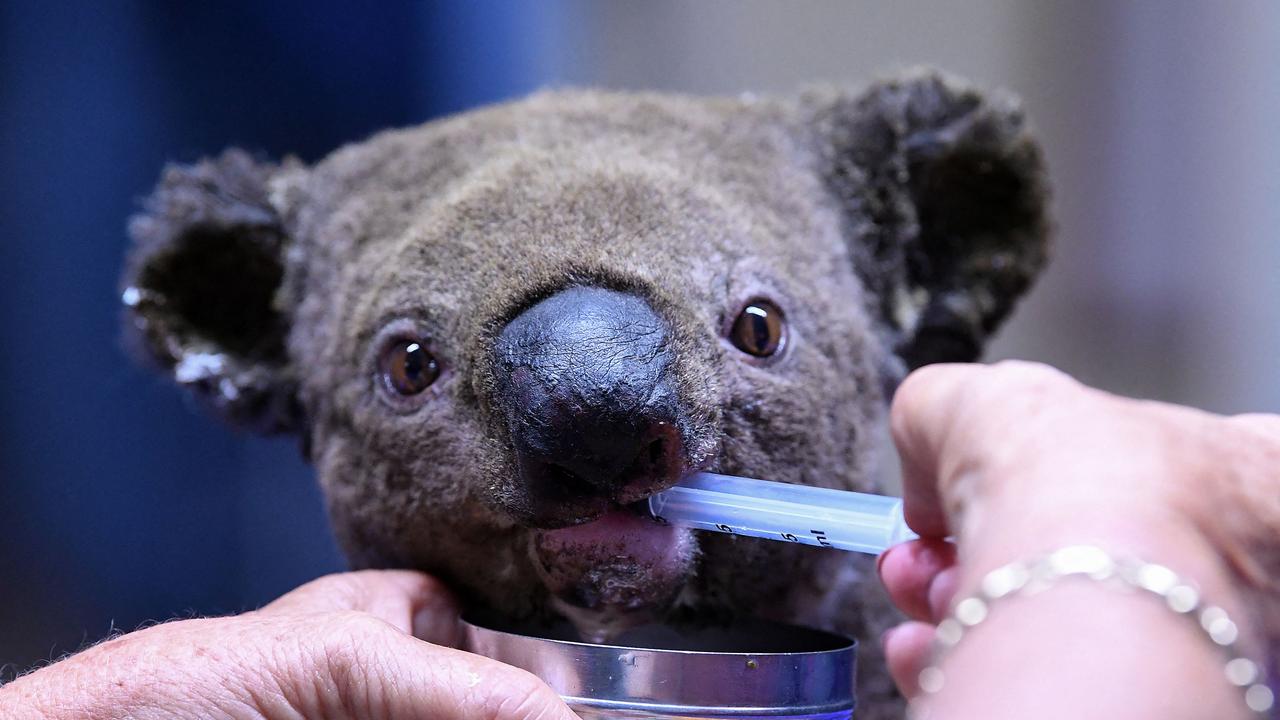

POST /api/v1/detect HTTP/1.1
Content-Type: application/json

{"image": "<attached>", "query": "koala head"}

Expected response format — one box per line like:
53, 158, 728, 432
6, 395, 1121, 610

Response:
123, 71, 1048, 654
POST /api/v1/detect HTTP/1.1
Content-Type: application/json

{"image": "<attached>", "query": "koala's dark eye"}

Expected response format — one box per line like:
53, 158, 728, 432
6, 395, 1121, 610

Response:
379, 339, 440, 396
729, 300, 786, 358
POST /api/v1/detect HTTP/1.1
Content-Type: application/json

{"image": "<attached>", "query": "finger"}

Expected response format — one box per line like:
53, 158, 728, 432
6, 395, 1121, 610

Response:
890, 361, 1081, 538
877, 539, 957, 622
316, 617, 577, 720
889, 363, 982, 537
882, 621, 936, 700
926, 565, 960, 622
262, 570, 462, 646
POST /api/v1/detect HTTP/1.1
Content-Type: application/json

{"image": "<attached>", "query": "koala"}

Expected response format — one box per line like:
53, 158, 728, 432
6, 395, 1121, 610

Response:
122, 70, 1049, 718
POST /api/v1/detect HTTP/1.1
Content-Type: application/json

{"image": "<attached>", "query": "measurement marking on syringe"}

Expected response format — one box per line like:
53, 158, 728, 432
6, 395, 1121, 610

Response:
688, 522, 875, 552
649, 474, 915, 556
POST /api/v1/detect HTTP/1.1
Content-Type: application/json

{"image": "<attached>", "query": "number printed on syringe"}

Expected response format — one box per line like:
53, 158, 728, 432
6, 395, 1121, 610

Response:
649, 473, 916, 556
658, 514, 847, 552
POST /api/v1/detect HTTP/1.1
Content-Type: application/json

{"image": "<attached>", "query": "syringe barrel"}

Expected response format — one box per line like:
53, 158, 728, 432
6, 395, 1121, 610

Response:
648, 472, 916, 555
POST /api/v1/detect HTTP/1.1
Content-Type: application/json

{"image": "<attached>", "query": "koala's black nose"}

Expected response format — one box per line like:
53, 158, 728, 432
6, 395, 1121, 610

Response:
493, 286, 686, 526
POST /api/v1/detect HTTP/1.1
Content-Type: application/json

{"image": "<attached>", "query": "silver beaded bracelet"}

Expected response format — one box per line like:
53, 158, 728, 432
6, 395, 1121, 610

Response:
911, 545, 1274, 717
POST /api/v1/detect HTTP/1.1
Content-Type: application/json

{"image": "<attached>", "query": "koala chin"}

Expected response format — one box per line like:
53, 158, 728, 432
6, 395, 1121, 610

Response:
122, 69, 1050, 718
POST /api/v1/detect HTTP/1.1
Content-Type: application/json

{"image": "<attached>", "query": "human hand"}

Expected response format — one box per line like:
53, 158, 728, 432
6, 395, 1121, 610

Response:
876, 361, 1279, 716
0, 570, 574, 720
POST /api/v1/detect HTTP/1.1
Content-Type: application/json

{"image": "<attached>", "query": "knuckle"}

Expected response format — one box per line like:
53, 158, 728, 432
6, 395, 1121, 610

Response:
289, 571, 365, 606
892, 362, 1082, 451
894, 363, 961, 405
1224, 414, 1280, 472
307, 612, 399, 712
312, 611, 394, 677
1230, 412, 1280, 440
323, 610, 396, 642
477, 667, 565, 720
982, 360, 1077, 396
969, 361, 1082, 425
303, 571, 359, 591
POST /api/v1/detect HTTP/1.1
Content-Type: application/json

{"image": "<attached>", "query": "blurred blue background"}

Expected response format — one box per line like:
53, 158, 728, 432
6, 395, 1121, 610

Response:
2, 1, 1277, 677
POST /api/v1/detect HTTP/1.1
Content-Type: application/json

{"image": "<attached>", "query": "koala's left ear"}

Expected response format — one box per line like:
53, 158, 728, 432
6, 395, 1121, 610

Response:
122, 149, 305, 433
805, 70, 1051, 372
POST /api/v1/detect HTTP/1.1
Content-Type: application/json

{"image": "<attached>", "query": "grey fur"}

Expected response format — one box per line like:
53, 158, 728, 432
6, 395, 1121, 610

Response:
121, 69, 1051, 719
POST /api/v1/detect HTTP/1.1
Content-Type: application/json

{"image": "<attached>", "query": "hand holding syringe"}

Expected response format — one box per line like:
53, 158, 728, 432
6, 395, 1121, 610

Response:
649, 472, 918, 555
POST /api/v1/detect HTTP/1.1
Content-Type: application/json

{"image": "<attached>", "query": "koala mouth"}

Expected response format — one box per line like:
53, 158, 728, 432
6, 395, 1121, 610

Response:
529, 504, 697, 643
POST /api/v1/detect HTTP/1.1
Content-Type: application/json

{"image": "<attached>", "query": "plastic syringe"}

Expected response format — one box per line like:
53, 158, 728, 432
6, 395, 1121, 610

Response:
648, 472, 917, 555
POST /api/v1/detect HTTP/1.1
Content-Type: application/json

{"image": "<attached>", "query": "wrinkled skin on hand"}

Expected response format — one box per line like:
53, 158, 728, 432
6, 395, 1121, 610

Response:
0, 571, 575, 720
878, 361, 1280, 703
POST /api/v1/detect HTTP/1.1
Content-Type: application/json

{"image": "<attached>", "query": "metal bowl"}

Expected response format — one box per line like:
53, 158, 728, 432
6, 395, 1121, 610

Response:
462, 612, 857, 719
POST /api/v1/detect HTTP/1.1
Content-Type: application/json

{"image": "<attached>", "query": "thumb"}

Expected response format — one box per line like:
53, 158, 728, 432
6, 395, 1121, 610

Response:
261, 569, 463, 647
889, 360, 1082, 538
263, 571, 578, 720
318, 619, 579, 720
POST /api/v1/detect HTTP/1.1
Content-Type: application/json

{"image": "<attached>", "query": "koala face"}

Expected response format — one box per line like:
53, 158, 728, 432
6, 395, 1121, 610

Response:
280, 92, 898, 634
123, 71, 1048, 714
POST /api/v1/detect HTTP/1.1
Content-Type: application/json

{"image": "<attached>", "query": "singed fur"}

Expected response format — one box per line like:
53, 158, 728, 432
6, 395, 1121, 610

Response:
122, 70, 1051, 719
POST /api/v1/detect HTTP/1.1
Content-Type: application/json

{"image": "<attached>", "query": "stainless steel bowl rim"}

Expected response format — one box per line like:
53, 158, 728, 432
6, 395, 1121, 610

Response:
560, 695, 850, 717
462, 616, 857, 715
481, 632, 855, 657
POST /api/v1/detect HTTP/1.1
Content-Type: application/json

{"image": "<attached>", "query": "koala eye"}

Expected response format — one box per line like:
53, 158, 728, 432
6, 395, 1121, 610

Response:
379, 338, 441, 396
729, 300, 786, 358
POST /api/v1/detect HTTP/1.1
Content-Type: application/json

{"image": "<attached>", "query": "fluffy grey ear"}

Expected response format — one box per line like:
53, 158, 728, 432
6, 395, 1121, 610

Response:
122, 149, 303, 433
806, 70, 1051, 372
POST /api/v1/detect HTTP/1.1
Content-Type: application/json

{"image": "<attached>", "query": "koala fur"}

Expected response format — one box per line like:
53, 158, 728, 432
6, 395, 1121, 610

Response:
122, 69, 1050, 719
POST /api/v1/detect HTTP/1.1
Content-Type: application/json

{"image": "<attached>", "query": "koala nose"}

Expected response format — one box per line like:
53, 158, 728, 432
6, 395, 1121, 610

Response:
493, 286, 686, 525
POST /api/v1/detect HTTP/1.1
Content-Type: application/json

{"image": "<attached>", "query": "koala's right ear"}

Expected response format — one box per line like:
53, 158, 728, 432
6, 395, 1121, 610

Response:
122, 149, 304, 433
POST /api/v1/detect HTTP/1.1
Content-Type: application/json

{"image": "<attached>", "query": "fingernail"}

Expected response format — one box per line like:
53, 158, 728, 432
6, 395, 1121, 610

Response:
926, 566, 960, 621
876, 545, 895, 576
